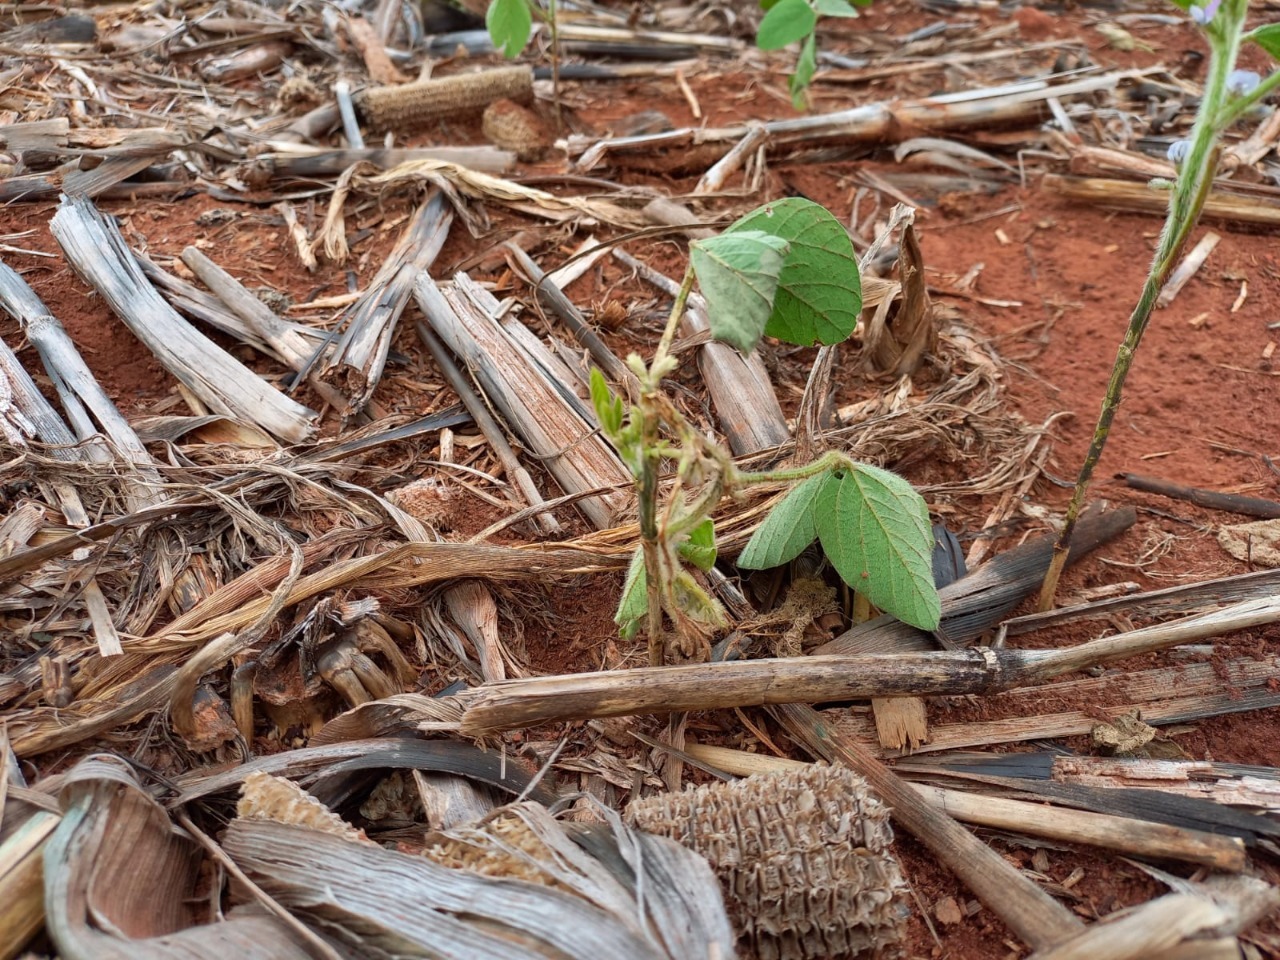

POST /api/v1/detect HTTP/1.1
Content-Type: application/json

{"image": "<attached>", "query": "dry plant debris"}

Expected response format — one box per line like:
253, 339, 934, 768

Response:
629, 763, 910, 959
1, 0, 1279, 958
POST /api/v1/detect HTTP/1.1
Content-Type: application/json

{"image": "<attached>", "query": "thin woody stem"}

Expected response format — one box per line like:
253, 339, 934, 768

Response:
1037, 11, 1242, 611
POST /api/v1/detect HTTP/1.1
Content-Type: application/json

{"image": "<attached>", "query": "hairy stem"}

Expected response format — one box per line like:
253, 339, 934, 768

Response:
652, 266, 696, 375
1038, 10, 1243, 611
735, 450, 849, 488
637, 265, 698, 664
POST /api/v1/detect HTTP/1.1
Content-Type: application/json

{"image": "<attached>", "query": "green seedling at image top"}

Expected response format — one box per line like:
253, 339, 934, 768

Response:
485, 0, 869, 109
757, 0, 871, 107
1039, 0, 1280, 610
589, 197, 941, 666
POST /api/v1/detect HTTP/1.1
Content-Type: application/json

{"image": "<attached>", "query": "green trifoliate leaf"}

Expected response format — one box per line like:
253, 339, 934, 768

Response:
815, 464, 941, 630
690, 230, 789, 355
486, 0, 532, 58
737, 471, 832, 569
677, 518, 717, 572
615, 547, 648, 639
757, 0, 817, 49
726, 198, 862, 347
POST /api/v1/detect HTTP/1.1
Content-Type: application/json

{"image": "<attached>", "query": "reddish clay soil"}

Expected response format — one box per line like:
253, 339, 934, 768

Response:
3, 2, 1280, 957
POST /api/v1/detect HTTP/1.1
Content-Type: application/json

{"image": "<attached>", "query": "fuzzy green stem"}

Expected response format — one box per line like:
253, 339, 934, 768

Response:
735, 450, 849, 488
652, 266, 697, 377
1038, 8, 1244, 611
636, 264, 698, 664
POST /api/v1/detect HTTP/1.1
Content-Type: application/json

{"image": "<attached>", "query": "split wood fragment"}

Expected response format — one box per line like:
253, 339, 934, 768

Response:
254, 144, 517, 176
414, 272, 631, 530
179, 247, 348, 412
415, 322, 562, 535
503, 242, 638, 393
1026, 894, 1225, 960
48, 195, 316, 443
319, 192, 453, 416
846, 654, 1280, 755
1121, 473, 1280, 519
999, 567, 1280, 638
1156, 231, 1220, 308
0, 804, 59, 960
571, 71, 1139, 169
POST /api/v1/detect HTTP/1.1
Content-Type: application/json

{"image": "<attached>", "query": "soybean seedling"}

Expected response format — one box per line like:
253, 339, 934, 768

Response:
757, 0, 872, 107
1039, 0, 1280, 609
485, 0, 869, 109
591, 198, 941, 666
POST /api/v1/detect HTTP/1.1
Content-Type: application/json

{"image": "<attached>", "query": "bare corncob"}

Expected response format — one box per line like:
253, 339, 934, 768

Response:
628, 763, 910, 960
356, 66, 534, 132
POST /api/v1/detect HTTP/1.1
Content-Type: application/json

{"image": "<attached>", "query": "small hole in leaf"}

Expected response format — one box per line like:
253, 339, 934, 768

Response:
860, 571, 869, 579
831, 470, 846, 481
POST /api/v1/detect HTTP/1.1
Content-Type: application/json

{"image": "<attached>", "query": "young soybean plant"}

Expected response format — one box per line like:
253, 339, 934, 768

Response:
591, 198, 941, 666
485, 0, 867, 108
757, 0, 871, 107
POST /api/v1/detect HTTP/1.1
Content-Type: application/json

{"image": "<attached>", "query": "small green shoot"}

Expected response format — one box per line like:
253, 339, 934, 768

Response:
482, 0, 872, 109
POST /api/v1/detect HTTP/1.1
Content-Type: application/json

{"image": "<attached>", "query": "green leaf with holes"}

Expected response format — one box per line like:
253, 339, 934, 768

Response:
738, 471, 832, 570
487, 0, 532, 58
757, 0, 817, 49
816, 464, 940, 630
726, 198, 862, 347
690, 230, 790, 355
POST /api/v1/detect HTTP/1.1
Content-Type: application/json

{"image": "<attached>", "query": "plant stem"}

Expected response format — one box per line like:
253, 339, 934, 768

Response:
1037, 9, 1243, 611
548, 0, 562, 133
637, 265, 698, 664
736, 450, 847, 487
652, 266, 696, 375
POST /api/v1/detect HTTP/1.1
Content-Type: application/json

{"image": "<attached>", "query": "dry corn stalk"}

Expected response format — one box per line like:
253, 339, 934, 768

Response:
356, 66, 533, 132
